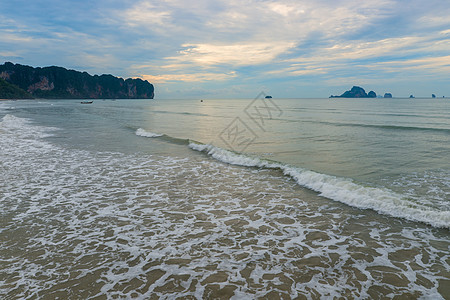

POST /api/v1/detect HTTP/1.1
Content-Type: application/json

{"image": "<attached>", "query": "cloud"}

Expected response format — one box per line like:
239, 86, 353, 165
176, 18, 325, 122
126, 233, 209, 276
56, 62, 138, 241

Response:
0, 32, 33, 43
168, 42, 296, 67
268, 2, 305, 17
1, 0, 450, 97
142, 71, 237, 83
264, 29, 450, 79
371, 55, 450, 73
122, 2, 172, 27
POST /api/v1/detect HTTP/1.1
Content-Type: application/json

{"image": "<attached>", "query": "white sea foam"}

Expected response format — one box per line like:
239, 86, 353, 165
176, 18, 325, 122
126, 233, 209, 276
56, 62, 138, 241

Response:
189, 142, 450, 229
1, 114, 449, 299
1, 114, 31, 131
0, 114, 57, 138
135, 128, 163, 138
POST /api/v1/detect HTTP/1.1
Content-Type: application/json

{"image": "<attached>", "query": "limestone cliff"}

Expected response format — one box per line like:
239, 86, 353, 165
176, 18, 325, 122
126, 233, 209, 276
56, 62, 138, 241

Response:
330, 86, 377, 98
0, 62, 154, 99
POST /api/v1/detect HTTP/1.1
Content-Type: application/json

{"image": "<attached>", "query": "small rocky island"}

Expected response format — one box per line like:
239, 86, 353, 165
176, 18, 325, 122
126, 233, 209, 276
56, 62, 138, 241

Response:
0, 62, 154, 99
330, 86, 377, 98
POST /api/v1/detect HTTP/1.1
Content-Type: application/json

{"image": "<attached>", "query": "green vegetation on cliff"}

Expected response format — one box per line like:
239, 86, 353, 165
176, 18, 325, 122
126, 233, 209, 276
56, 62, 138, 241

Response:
0, 78, 33, 99
0, 62, 154, 99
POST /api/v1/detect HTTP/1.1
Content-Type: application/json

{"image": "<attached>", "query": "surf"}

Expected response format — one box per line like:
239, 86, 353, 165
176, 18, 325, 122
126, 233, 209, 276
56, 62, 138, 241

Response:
187, 142, 449, 229
135, 128, 163, 138
133, 126, 449, 228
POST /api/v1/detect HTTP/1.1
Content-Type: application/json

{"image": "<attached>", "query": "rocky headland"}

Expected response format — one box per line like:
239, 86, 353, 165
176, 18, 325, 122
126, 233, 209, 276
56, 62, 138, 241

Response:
0, 62, 154, 99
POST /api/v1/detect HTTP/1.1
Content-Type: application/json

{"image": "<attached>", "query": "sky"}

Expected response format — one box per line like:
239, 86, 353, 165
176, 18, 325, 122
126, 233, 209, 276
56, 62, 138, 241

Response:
1, 0, 449, 99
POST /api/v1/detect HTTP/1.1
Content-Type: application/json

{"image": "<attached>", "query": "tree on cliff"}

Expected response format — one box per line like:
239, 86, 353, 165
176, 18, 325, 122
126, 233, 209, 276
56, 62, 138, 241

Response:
0, 78, 33, 99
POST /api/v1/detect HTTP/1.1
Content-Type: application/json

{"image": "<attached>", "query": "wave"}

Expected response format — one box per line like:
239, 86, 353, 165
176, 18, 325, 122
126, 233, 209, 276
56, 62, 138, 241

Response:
151, 110, 209, 117
135, 128, 193, 146
6, 114, 446, 229
272, 118, 450, 133
334, 122, 450, 133
307, 120, 450, 133
0, 114, 57, 139
135, 128, 163, 138
189, 142, 449, 229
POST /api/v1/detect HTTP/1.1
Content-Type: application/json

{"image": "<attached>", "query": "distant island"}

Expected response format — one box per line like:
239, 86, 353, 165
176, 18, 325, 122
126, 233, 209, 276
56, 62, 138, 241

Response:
0, 62, 154, 99
330, 86, 378, 98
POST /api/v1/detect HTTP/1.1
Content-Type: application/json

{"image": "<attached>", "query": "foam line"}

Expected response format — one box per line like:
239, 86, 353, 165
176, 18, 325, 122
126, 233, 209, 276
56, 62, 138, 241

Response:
135, 128, 163, 138
189, 142, 450, 229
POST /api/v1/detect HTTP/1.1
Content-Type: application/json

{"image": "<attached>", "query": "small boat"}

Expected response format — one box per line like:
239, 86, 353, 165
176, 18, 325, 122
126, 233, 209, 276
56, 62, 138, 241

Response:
265, 95, 273, 99
80, 101, 93, 104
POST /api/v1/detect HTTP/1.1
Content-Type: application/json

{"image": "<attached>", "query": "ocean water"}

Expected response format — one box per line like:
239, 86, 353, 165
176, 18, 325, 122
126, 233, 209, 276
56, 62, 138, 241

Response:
0, 97, 449, 299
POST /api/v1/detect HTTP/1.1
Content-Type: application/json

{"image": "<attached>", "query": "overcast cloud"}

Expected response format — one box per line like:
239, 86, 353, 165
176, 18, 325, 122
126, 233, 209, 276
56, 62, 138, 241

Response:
1, 0, 449, 98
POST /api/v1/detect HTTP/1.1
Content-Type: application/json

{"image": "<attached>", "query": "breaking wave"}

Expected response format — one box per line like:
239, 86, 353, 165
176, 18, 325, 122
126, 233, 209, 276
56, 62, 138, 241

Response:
189, 142, 449, 229
3, 113, 447, 229
135, 128, 163, 138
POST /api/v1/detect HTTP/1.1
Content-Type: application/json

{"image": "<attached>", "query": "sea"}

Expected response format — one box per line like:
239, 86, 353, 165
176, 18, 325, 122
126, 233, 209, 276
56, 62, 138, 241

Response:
0, 97, 449, 299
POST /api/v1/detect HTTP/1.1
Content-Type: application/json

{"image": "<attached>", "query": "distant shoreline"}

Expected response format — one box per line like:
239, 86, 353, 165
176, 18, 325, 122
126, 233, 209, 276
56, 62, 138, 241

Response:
1, 97, 446, 102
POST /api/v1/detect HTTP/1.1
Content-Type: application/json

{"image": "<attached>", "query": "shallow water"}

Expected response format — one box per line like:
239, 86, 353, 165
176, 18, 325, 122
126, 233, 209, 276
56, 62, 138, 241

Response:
0, 98, 449, 298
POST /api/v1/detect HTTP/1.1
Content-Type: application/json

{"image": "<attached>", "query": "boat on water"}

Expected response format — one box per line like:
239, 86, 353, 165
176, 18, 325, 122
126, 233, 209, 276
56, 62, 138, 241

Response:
265, 95, 273, 99
80, 101, 93, 104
